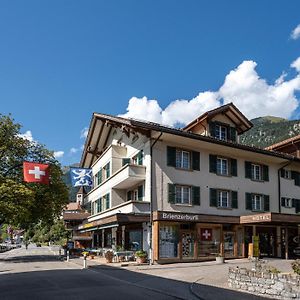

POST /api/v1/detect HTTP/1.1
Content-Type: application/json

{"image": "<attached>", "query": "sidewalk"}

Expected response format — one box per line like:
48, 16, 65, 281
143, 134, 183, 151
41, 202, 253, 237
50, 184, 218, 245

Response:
70, 255, 295, 296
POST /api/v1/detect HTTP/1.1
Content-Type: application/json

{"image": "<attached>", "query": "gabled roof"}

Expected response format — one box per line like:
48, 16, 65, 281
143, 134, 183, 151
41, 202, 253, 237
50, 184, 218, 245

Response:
265, 134, 300, 151
65, 202, 82, 211
183, 102, 253, 134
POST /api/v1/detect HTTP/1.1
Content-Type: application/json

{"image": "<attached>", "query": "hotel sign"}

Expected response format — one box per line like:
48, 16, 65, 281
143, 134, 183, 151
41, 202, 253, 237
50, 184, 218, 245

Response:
160, 212, 199, 222
240, 213, 272, 224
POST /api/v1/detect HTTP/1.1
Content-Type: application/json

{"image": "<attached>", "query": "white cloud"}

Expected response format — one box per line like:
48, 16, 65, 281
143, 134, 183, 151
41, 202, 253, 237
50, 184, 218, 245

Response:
291, 24, 300, 40
219, 60, 300, 119
70, 147, 78, 154
119, 96, 163, 123
54, 151, 64, 158
120, 58, 300, 125
18, 130, 34, 142
291, 57, 300, 72
80, 127, 89, 139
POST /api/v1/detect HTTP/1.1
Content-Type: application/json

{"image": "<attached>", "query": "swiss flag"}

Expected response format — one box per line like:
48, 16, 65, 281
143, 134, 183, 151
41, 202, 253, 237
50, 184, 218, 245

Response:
23, 162, 50, 184
200, 228, 212, 241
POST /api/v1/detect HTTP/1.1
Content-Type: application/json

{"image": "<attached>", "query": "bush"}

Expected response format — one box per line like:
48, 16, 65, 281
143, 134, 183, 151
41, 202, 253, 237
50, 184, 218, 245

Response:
292, 260, 300, 275
135, 250, 147, 258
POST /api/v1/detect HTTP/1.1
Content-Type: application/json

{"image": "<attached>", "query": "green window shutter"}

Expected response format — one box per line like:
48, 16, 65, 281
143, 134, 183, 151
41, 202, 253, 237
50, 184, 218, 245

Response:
231, 191, 238, 209
138, 150, 143, 165
122, 158, 131, 166
231, 159, 237, 176
127, 191, 131, 201
229, 127, 237, 142
138, 185, 143, 201
295, 200, 300, 213
264, 195, 270, 211
192, 186, 200, 206
98, 169, 102, 184
106, 193, 110, 209
292, 171, 300, 186
245, 161, 252, 179
167, 146, 176, 167
192, 151, 200, 171
263, 165, 269, 181
280, 169, 285, 177
106, 162, 110, 178
209, 122, 216, 137
209, 188, 217, 207
168, 183, 176, 204
245, 193, 252, 210
209, 154, 217, 173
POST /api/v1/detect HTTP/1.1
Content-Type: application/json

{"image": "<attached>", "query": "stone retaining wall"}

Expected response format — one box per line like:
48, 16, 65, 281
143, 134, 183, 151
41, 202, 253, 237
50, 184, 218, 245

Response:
228, 267, 300, 299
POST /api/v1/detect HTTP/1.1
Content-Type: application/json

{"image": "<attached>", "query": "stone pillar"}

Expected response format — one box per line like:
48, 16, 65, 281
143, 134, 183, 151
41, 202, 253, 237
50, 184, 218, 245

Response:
121, 226, 125, 249
285, 227, 289, 260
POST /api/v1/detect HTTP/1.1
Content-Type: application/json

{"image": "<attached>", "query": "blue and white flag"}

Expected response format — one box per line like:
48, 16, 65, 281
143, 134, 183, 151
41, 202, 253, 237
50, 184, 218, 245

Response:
70, 168, 93, 187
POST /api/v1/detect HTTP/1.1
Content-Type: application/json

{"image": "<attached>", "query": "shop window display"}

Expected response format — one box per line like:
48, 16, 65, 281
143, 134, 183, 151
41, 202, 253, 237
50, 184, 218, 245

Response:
198, 227, 221, 257
159, 225, 179, 258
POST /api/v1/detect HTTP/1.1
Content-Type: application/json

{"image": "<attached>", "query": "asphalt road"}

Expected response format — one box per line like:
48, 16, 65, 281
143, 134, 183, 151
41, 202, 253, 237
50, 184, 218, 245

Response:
0, 245, 263, 300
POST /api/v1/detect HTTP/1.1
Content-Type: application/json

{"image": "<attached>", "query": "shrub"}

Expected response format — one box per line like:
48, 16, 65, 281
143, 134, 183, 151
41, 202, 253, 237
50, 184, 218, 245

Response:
135, 250, 147, 258
292, 260, 300, 275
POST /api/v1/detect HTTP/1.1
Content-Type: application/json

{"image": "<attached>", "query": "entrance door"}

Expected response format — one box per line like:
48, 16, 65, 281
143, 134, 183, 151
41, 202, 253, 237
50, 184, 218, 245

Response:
181, 232, 194, 259
224, 232, 235, 257
257, 227, 276, 257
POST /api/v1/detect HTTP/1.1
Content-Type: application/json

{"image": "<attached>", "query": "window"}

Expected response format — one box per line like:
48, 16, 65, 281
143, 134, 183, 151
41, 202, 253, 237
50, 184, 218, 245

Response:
127, 185, 143, 201
252, 194, 262, 211
159, 224, 179, 258
217, 158, 228, 175
104, 193, 110, 210
217, 191, 229, 208
281, 197, 293, 208
132, 150, 143, 165
215, 124, 227, 141
103, 162, 110, 180
246, 193, 269, 211
176, 150, 190, 169
245, 162, 269, 181
281, 169, 292, 179
210, 189, 238, 209
175, 185, 191, 205
167, 146, 200, 171
96, 198, 102, 213
251, 164, 261, 180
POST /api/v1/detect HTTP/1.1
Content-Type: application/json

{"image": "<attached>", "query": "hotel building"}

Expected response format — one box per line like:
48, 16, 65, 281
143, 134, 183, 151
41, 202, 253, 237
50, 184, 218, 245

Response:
75, 103, 300, 263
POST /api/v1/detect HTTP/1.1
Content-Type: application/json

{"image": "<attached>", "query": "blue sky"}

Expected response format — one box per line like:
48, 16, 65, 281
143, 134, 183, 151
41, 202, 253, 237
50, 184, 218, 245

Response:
1, 1, 300, 165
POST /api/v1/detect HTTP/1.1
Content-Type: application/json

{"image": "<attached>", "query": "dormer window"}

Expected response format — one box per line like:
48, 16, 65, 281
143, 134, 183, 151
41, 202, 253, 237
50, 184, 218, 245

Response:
215, 124, 227, 141
209, 121, 237, 142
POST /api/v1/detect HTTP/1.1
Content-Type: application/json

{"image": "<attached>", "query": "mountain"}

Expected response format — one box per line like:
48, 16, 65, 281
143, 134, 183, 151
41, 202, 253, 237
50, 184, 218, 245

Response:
240, 116, 300, 149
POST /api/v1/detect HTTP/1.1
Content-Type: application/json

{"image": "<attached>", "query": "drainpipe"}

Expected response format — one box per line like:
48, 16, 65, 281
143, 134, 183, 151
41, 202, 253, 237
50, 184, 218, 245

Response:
149, 131, 163, 265
278, 161, 292, 213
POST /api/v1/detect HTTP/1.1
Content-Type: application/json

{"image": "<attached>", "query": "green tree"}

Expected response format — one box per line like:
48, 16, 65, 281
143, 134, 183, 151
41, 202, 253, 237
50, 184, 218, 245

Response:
0, 114, 69, 228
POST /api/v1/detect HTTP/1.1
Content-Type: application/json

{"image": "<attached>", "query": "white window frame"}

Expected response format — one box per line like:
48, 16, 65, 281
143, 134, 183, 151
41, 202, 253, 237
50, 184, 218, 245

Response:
283, 170, 292, 179
217, 190, 230, 208
215, 124, 227, 141
283, 197, 293, 208
252, 194, 262, 211
175, 185, 191, 205
251, 164, 261, 181
217, 157, 228, 175
175, 150, 190, 169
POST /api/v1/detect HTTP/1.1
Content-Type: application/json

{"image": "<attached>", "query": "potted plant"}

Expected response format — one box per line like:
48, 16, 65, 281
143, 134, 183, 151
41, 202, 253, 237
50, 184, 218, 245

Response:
105, 250, 114, 263
216, 253, 225, 264
135, 250, 148, 264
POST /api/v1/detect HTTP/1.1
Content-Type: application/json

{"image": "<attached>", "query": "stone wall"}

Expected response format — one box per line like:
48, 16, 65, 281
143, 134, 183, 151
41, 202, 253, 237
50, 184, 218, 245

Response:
228, 267, 300, 299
